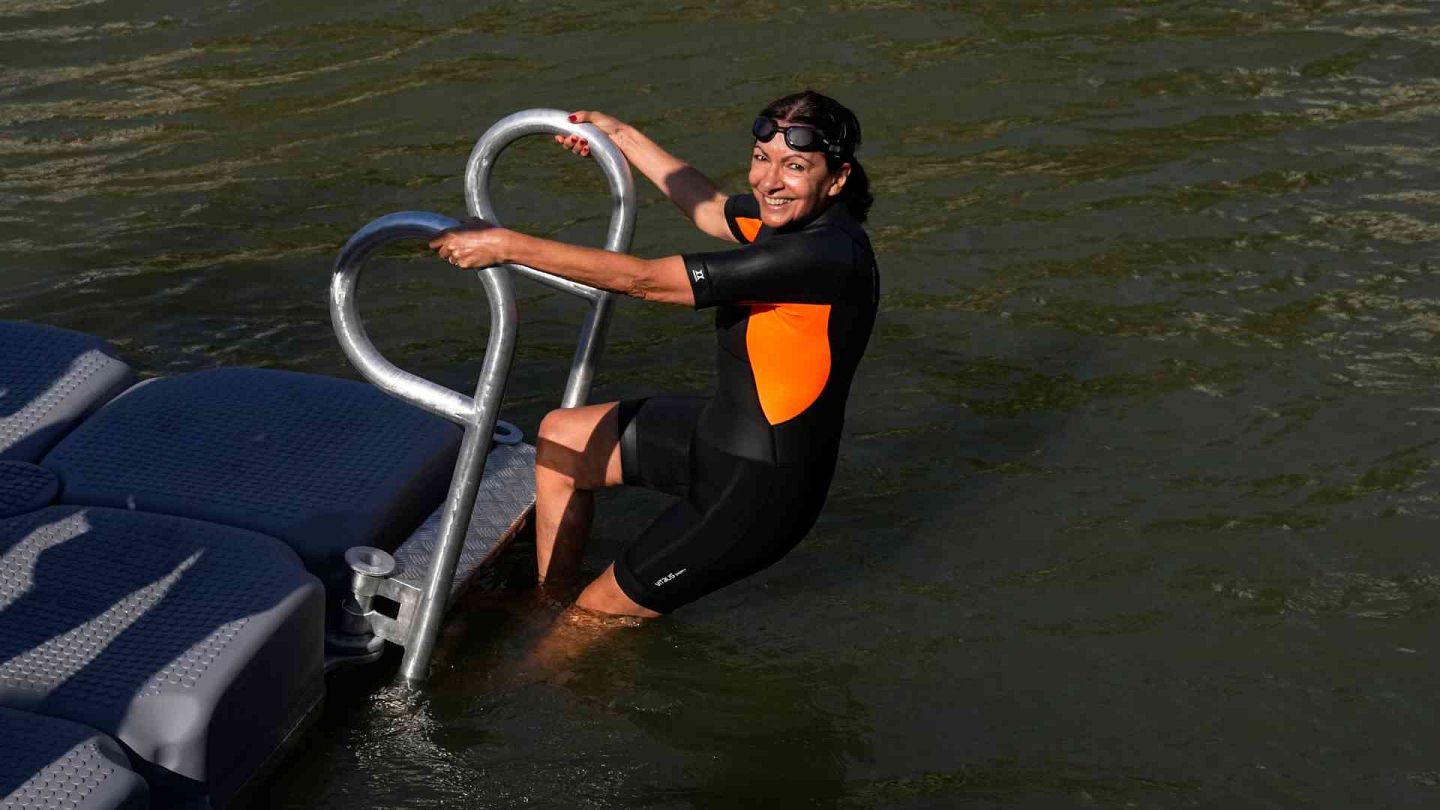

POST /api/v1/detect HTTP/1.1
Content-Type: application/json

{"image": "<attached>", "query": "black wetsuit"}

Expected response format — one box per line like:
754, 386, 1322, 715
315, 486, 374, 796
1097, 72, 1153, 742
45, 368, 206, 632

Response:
612, 194, 879, 612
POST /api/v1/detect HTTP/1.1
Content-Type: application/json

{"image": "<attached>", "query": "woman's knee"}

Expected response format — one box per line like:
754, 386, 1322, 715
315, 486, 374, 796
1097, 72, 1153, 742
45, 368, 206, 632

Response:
535, 409, 587, 481
536, 404, 622, 489
536, 408, 579, 451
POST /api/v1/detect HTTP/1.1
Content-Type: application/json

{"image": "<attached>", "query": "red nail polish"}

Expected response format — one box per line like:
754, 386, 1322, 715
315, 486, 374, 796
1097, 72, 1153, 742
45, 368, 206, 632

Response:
568, 114, 576, 122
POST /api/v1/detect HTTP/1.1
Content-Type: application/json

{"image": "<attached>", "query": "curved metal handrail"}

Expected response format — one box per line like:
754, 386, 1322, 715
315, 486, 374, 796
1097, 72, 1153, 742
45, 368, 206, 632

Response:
464, 107, 636, 284
331, 211, 479, 424
464, 108, 635, 409
330, 210, 520, 686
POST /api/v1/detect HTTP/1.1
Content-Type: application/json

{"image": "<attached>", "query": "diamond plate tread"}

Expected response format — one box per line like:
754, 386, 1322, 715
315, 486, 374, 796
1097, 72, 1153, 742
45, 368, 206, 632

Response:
43, 367, 462, 593
0, 707, 147, 810
0, 463, 58, 519
392, 442, 535, 596
0, 322, 135, 465
0, 506, 325, 807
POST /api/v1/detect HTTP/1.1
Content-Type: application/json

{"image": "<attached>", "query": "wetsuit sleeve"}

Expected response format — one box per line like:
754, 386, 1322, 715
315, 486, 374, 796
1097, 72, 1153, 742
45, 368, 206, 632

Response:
683, 228, 851, 308
723, 194, 763, 244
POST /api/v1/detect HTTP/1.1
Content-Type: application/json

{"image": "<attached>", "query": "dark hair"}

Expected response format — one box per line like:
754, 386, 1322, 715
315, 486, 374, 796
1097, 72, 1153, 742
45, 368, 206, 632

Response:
759, 90, 873, 223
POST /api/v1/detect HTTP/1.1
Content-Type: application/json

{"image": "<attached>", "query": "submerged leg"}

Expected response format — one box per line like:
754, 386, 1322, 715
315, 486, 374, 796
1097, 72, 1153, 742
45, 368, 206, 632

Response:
533, 402, 624, 584
520, 566, 659, 681
576, 564, 663, 618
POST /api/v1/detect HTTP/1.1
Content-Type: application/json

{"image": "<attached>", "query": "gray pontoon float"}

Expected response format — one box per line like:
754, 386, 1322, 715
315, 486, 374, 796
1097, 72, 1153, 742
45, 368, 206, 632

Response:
0, 109, 632, 809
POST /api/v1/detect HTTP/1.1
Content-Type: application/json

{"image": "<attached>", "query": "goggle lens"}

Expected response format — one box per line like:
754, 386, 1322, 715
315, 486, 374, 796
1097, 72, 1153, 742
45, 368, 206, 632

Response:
752, 116, 826, 152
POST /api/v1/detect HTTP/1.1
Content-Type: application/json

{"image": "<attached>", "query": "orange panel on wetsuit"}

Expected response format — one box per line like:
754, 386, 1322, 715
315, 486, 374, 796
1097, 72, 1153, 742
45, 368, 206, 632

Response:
746, 303, 831, 425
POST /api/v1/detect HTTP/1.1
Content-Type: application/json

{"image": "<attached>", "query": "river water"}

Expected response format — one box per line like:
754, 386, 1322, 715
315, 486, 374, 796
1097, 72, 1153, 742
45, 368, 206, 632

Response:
3, 1, 1440, 807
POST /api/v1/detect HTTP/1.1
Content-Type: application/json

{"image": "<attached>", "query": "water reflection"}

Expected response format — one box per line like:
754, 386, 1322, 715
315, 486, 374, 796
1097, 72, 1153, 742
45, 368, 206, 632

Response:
7, 0, 1440, 805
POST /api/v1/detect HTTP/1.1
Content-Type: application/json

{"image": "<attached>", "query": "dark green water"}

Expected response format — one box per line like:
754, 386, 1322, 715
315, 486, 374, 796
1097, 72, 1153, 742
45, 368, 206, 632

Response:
4, 0, 1440, 806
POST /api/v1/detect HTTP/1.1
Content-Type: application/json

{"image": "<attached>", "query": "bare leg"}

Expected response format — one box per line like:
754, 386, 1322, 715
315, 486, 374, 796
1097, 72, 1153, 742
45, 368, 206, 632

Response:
519, 407, 663, 683
533, 403, 624, 584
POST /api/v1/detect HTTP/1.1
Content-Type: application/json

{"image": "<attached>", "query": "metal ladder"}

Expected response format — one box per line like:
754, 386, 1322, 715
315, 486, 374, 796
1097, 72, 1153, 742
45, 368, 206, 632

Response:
326, 109, 635, 684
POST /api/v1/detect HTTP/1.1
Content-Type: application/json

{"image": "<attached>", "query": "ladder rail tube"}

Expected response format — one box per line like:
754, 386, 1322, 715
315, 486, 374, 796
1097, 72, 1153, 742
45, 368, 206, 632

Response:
562, 293, 616, 409
505, 262, 604, 302
464, 108, 635, 408
398, 261, 516, 684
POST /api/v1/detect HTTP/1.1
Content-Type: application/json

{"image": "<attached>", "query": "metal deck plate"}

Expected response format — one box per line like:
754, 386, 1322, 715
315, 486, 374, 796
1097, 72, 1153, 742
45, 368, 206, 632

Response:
392, 441, 536, 600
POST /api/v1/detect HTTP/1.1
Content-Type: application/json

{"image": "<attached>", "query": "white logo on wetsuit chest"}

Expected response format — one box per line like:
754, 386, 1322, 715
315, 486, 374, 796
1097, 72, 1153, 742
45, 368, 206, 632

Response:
655, 569, 687, 587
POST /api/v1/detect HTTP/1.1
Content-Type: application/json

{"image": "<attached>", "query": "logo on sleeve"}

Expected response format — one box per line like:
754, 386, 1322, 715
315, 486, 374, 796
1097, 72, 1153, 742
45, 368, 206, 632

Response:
655, 569, 687, 587
691, 265, 706, 282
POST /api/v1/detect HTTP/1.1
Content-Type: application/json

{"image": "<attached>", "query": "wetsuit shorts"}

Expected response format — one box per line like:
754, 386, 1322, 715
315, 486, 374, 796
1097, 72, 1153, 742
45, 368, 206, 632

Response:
612, 395, 837, 614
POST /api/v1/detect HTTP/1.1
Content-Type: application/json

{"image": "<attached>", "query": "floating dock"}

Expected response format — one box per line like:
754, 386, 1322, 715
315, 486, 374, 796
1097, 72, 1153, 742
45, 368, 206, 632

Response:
0, 109, 634, 808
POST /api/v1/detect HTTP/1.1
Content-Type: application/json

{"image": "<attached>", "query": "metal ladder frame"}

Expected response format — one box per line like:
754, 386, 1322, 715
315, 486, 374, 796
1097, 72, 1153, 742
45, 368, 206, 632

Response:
328, 109, 636, 683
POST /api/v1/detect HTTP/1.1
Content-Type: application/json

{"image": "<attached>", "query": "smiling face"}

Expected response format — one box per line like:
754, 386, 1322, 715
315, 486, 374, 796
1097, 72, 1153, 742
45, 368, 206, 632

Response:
749, 121, 851, 230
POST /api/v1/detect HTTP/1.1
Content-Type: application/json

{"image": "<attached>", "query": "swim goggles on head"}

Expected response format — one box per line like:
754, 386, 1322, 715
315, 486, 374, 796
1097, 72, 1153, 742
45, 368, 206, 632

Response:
751, 116, 837, 155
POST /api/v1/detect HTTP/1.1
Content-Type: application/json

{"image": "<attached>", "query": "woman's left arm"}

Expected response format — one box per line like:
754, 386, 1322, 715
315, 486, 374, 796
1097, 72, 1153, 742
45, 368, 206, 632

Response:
430, 226, 694, 306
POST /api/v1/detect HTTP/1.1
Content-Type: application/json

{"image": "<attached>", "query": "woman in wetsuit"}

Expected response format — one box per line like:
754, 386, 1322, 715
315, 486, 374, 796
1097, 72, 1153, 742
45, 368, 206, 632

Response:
431, 90, 877, 617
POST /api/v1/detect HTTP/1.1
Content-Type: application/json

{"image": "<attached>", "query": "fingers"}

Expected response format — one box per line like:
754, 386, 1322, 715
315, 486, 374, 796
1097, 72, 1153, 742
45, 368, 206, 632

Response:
429, 234, 462, 266
565, 111, 600, 156
444, 245, 469, 268
431, 230, 500, 270
552, 132, 590, 157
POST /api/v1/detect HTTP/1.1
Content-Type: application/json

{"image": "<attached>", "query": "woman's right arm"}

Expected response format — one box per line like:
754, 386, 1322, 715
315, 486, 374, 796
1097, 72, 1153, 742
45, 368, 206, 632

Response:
558, 111, 737, 243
